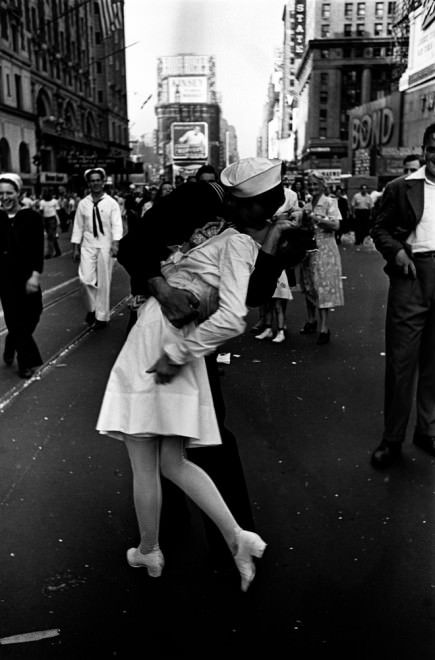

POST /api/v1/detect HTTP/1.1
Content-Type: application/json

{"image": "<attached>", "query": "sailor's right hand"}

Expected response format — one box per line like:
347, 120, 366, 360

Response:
72, 244, 81, 263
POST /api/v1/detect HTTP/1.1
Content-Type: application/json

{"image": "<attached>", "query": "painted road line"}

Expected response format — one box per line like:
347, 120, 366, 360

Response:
0, 295, 129, 417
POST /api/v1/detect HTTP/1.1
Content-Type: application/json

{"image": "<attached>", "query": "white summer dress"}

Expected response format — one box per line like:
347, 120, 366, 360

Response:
96, 228, 258, 448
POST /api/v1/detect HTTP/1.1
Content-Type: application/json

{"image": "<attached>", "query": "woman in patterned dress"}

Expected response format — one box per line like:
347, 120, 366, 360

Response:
299, 172, 344, 345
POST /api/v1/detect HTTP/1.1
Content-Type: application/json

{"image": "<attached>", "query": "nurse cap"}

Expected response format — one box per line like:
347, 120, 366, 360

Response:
220, 157, 282, 198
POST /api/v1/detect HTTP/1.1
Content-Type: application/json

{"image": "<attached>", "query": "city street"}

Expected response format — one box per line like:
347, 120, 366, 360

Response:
0, 241, 434, 659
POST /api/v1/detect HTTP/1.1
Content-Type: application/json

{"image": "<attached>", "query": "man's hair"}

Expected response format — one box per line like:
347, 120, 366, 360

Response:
422, 123, 435, 147
195, 164, 217, 181
403, 154, 421, 165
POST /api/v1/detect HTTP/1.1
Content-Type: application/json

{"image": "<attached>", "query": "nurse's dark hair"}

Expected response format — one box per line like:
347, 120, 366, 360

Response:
422, 123, 435, 147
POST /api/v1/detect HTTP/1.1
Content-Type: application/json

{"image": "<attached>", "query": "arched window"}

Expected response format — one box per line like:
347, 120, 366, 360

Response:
36, 88, 52, 118
85, 112, 96, 136
64, 101, 76, 130
0, 138, 11, 171
19, 142, 30, 173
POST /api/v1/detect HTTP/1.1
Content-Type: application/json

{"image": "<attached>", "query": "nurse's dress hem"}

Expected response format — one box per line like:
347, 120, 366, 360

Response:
96, 297, 221, 448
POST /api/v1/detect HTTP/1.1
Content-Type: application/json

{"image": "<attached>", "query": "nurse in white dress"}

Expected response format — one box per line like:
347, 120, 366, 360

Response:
96, 158, 288, 591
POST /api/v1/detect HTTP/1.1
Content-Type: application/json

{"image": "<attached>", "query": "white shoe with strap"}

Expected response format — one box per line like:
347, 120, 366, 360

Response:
233, 529, 267, 592
255, 327, 273, 340
272, 329, 286, 343
126, 546, 165, 577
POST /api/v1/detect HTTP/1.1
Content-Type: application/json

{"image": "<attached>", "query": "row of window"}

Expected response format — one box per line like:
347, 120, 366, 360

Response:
321, 2, 396, 19
320, 22, 393, 37
319, 45, 394, 59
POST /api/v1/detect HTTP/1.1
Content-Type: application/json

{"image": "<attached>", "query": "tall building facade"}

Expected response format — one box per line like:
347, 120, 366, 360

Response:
0, 0, 129, 192
155, 54, 226, 180
293, 0, 397, 173
257, 0, 307, 162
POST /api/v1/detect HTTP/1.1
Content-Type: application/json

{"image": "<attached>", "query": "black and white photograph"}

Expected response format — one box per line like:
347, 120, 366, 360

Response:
1, 0, 435, 658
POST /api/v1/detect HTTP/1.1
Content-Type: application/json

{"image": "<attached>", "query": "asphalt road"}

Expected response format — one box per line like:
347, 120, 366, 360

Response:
0, 241, 434, 659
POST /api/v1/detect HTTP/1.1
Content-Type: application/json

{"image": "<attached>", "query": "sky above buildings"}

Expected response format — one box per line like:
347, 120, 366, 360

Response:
124, 0, 285, 157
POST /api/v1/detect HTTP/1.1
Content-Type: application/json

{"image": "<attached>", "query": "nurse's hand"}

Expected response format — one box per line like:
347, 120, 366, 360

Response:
146, 353, 182, 384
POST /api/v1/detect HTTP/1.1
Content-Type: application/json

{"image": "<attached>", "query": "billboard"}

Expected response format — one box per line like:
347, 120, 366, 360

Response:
171, 122, 208, 160
293, 1, 306, 57
160, 55, 212, 77
168, 76, 208, 103
406, 2, 435, 87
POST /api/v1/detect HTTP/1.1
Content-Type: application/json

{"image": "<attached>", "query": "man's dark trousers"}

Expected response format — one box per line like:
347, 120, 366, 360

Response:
354, 209, 372, 245
383, 253, 435, 444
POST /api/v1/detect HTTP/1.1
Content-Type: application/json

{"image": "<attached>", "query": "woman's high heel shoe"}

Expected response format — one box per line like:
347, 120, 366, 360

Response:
126, 547, 165, 577
233, 530, 267, 592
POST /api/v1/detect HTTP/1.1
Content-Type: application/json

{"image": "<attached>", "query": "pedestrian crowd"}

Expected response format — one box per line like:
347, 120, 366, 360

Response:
1, 121, 435, 593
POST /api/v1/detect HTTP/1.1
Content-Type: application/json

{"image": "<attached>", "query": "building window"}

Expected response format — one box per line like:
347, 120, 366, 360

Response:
375, 2, 384, 17
357, 2, 365, 17
356, 23, 365, 36
386, 22, 393, 35
344, 3, 353, 18
321, 24, 330, 37
0, 138, 11, 171
1, 10, 8, 39
19, 142, 31, 173
344, 24, 352, 36
320, 90, 328, 103
321, 3, 330, 19
15, 74, 22, 109
373, 47, 382, 57
374, 23, 383, 35
97, 61, 102, 73
98, 90, 103, 103
95, 31, 101, 44
320, 108, 328, 119
319, 123, 327, 138
11, 25, 18, 52
388, 1, 396, 14
320, 72, 329, 87
320, 49, 330, 58
6, 73, 11, 97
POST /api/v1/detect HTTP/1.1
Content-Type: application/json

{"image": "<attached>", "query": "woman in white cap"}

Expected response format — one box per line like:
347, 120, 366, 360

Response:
299, 171, 344, 344
0, 173, 45, 378
70, 168, 123, 328
96, 161, 289, 591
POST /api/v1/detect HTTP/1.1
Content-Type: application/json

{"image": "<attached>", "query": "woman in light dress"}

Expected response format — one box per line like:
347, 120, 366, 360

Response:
96, 174, 287, 590
299, 172, 344, 345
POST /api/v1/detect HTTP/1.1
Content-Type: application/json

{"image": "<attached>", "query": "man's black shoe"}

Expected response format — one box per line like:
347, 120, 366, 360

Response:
413, 433, 435, 457
370, 441, 402, 469
85, 311, 96, 326
94, 320, 108, 330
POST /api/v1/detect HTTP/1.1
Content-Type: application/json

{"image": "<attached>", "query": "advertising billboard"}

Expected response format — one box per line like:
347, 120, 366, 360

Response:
293, 1, 306, 57
171, 122, 208, 160
406, 2, 435, 87
160, 55, 212, 77
168, 76, 208, 103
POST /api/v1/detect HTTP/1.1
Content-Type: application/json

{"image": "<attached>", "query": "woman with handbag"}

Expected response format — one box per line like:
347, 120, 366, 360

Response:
299, 171, 344, 345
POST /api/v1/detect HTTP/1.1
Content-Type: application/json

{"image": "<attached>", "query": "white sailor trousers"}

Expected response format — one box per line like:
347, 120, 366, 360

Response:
78, 246, 113, 322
